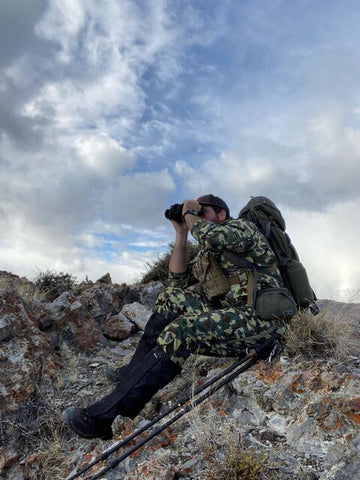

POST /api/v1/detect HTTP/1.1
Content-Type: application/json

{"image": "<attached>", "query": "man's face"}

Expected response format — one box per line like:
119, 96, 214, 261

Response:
201, 205, 225, 224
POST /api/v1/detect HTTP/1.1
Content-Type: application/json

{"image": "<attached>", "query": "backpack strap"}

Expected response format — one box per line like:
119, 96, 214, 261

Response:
224, 251, 279, 308
223, 251, 278, 279
228, 271, 255, 306
247, 271, 255, 307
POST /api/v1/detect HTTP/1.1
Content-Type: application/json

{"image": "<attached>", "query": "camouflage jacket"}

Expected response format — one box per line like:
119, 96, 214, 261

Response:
169, 218, 283, 306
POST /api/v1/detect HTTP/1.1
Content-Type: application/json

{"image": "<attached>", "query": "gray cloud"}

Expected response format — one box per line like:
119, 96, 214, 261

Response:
0, 0, 46, 66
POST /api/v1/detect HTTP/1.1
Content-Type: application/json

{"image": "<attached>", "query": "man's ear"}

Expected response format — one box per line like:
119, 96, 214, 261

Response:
219, 209, 227, 222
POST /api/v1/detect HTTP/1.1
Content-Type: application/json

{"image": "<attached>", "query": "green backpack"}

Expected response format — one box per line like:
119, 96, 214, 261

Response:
238, 196, 318, 313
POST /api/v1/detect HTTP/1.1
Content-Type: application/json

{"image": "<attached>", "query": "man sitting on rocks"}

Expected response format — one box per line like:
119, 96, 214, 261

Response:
62, 194, 288, 440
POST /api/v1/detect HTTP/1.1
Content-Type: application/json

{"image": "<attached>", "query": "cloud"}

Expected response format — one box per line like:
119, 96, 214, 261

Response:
284, 200, 360, 301
0, 0, 45, 66
104, 169, 176, 227
35, 0, 86, 64
0, 1, 360, 299
76, 134, 135, 176
0, 218, 157, 284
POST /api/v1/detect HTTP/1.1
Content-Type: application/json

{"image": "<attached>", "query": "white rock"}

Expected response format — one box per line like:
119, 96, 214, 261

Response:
121, 302, 152, 330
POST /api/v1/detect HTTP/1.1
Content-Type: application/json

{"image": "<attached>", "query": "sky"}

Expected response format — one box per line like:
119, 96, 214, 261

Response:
0, 0, 359, 301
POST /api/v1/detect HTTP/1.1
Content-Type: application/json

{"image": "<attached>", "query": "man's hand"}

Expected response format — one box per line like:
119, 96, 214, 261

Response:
182, 199, 202, 215
182, 199, 203, 231
170, 218, 189, 235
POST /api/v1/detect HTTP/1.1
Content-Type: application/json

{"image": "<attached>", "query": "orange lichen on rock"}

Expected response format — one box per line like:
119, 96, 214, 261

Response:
341, 397, 360, 426
255, 361, 284, 383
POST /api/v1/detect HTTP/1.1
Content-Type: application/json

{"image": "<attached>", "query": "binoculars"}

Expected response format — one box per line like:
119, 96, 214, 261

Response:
164, 203, 184, 223
164, 203, 204, 223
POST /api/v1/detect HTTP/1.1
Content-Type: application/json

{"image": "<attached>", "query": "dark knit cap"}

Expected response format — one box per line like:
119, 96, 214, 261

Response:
197, 194, 230, 217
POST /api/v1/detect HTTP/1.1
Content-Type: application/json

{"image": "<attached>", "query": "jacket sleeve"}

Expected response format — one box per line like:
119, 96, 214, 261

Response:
190, 219, 254, 253
168, 268, 197, 289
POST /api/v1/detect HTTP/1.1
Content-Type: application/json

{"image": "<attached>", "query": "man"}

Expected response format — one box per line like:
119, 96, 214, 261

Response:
63, 194, 286, 440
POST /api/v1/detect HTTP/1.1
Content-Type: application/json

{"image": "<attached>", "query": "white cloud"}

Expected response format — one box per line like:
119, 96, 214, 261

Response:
130, 240, 168, 248
104, 169, 176, 227
1, 1, 360, 301
284, 200, 360, 301
0, 213, 162, 284
76, 134, 135, 176
35, 0, 86, 63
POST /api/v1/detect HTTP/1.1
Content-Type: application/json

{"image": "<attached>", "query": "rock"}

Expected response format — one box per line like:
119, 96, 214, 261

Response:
121, 302, 153, 330
231, 358, 360, 476
49, 291, 71, 313
0, 271, 33, 293
96, 273, 112, 284
35, 306, 55, 331
70, 300, 82, 311
56, 306, 106, 353
1, 276, 359, 480
0, 290, 60, 411
78, 284, 124, 320
102, 313, 137, 340
0, 315, 15, 341
140, 281, 165, 309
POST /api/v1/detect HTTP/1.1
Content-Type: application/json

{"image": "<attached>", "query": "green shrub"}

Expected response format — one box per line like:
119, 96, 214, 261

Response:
141, 242, 200, 284
34, 269, 76, 301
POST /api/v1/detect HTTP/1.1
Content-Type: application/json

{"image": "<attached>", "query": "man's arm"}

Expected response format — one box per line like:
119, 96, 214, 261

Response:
168, 199, 203, 274
169, 223, 189, 274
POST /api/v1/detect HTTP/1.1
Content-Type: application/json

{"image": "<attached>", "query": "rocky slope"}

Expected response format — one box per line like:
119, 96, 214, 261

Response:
0, 271, 359, 480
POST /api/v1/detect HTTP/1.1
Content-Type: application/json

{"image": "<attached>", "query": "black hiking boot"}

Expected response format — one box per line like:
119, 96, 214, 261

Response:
83, 346, 181, 425
62, 347, 181, 440
104, 312, 174, 383
62, 406, 113, 440
104, 363, 133, 384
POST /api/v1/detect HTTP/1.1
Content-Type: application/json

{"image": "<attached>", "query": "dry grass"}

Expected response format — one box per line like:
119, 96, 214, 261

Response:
201, 439, 275, 480
1, 382, 71, 480
284, 303, 360, 361
24, 431, 69, 480
17, 282, 48, 302
183, 402, 278, 480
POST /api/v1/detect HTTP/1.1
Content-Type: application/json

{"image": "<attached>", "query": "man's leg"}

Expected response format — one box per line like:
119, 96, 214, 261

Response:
63, 345, 181, 439
105, 287, 209, 382
104, 311, 175, 382
157, 305, 283, 366
63, 288, 209, 439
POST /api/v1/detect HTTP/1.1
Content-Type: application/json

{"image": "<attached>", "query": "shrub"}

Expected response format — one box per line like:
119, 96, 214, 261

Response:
184, 403, 278, 480
202, 439, 274, 480
34, 269, 76, 301
141, 242, 200, 284
284, 306, 360, 361
0, 384, 70, 480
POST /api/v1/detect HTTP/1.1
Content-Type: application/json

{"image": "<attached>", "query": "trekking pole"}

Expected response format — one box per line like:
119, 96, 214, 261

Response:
65, 353, 253, 480
65, 333, 281, 480
90, 354, 259, 480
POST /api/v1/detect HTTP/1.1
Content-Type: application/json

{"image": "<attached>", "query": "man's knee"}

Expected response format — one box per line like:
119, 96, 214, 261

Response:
157, 322, 190, 367
143, 312, 176, 338
156, 287, 184, 307
155, 287, 193, 318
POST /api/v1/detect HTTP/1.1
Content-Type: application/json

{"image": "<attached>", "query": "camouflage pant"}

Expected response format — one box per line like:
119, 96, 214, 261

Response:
156, 287, 283, 366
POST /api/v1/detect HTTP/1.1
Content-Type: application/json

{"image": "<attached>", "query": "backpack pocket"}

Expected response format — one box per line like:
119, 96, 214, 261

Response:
285, 259, 316, 308
193, 252, 230, 301
256, 287, 297, 321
